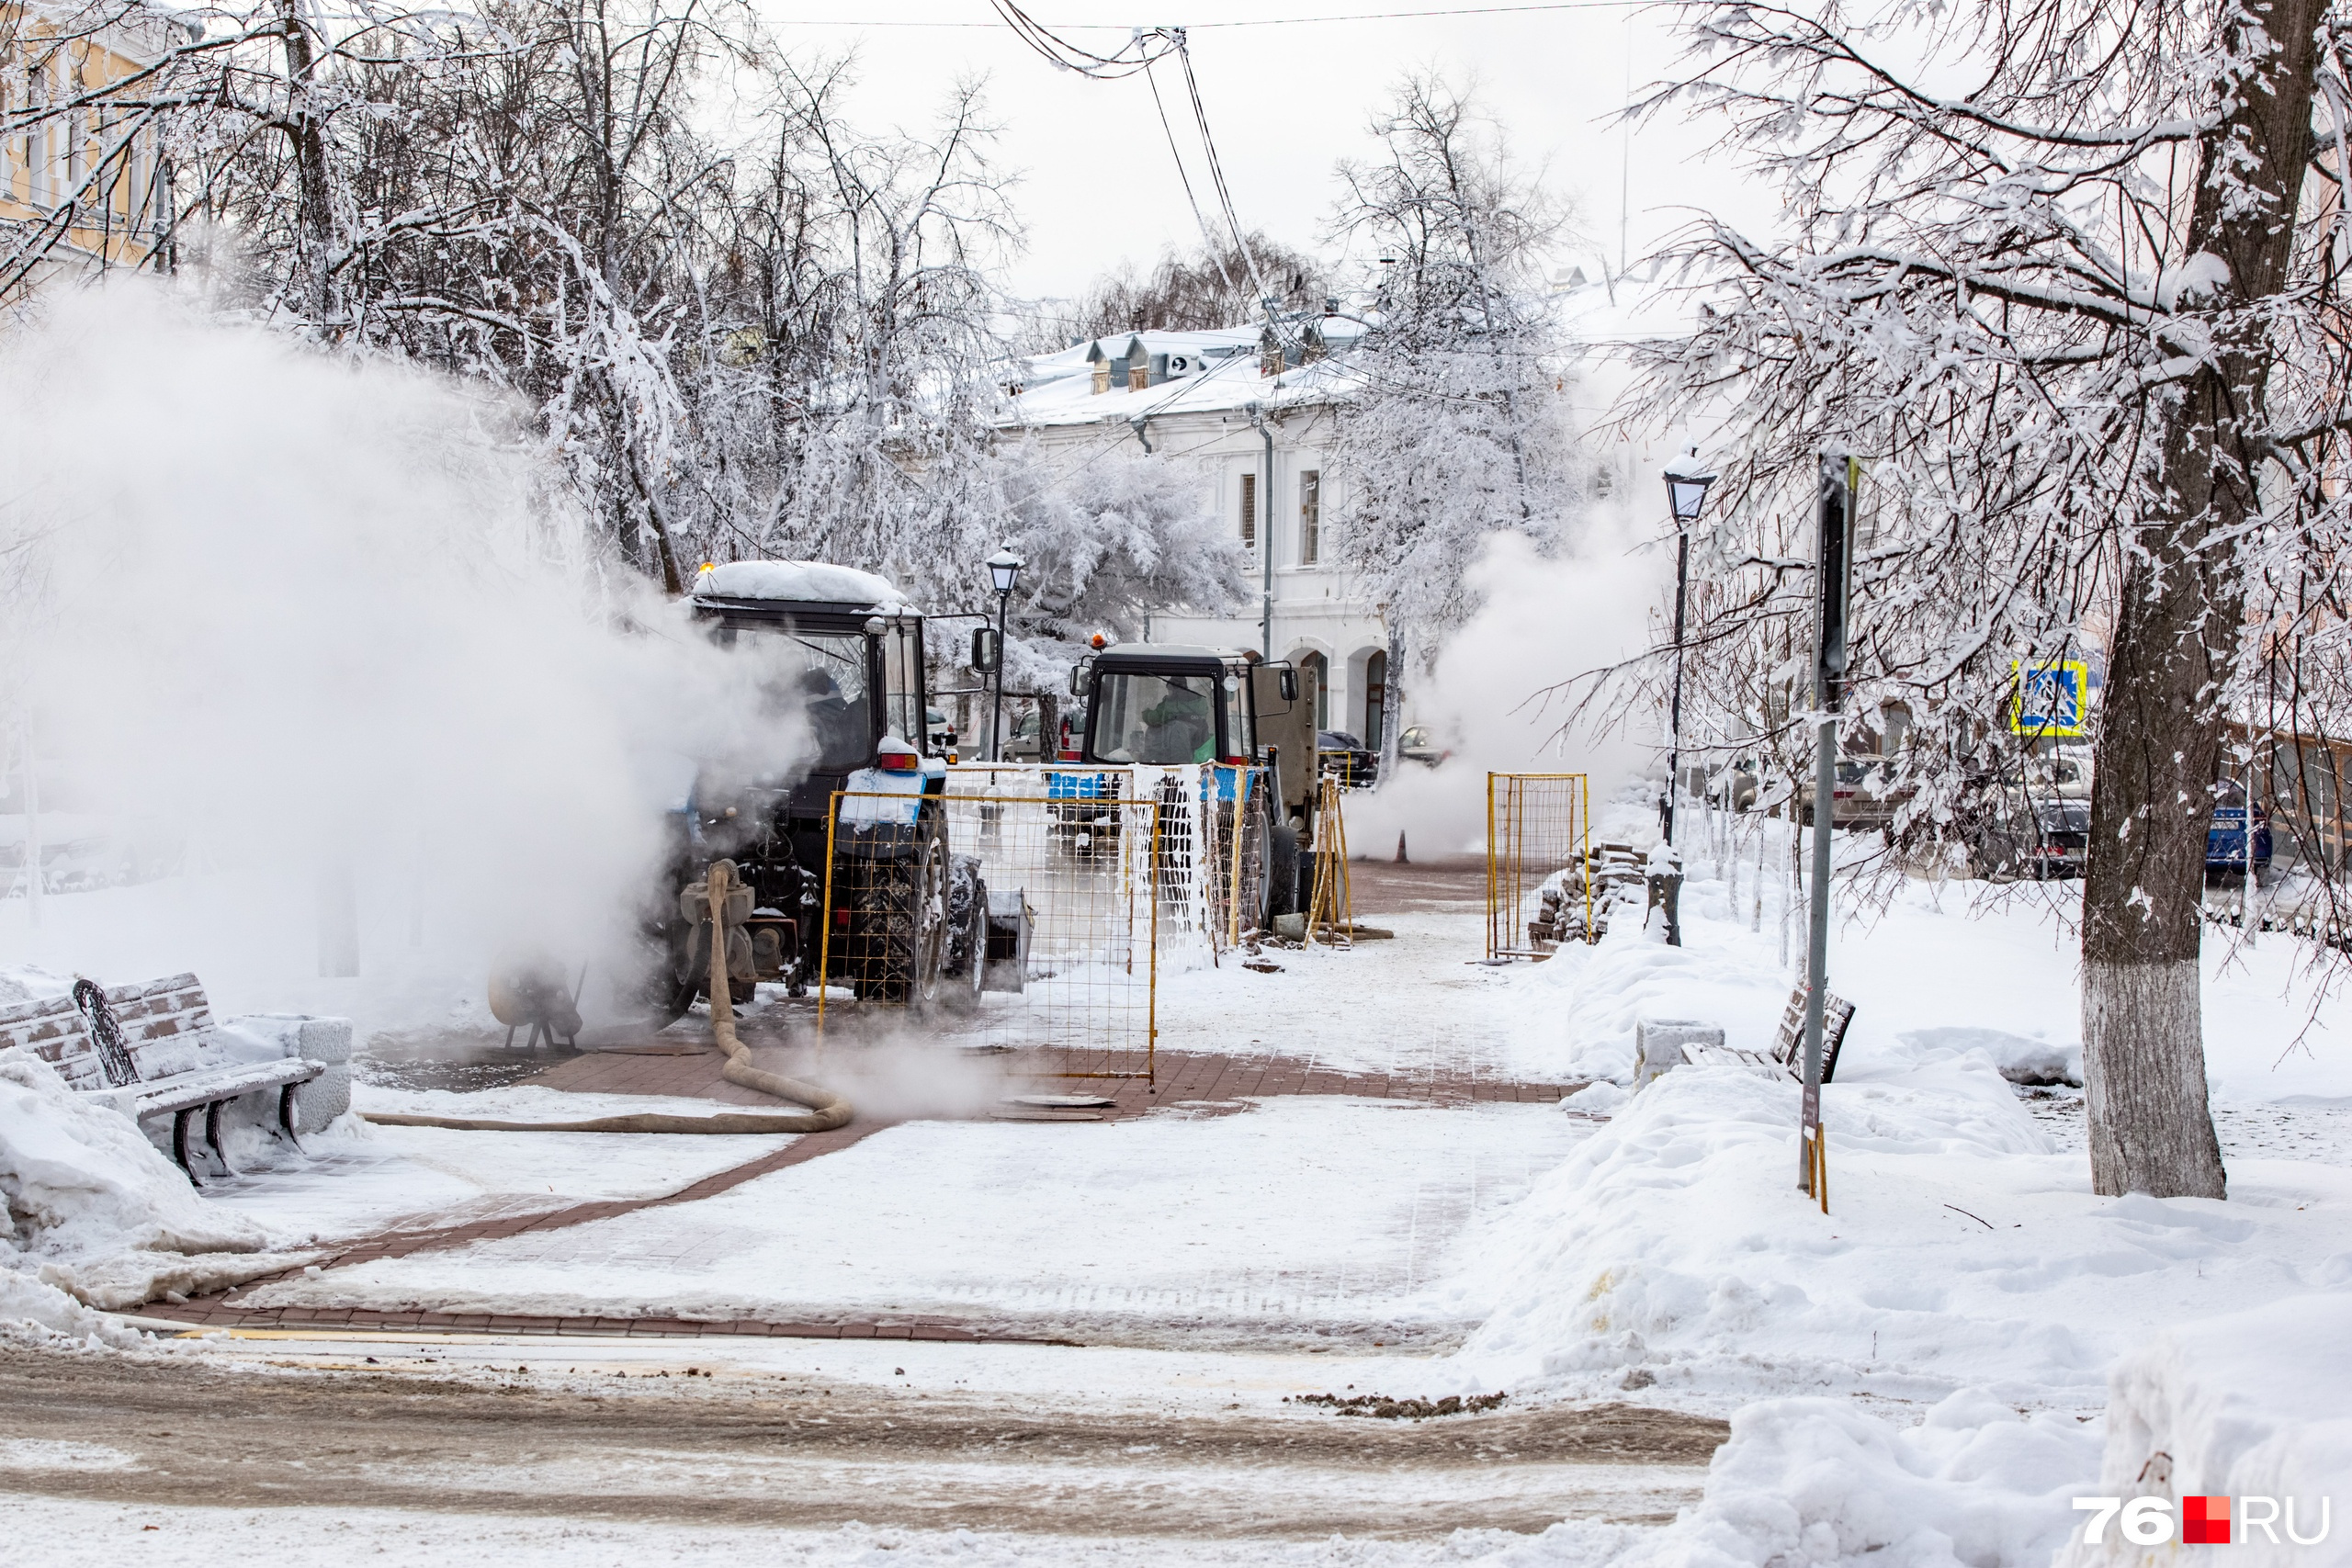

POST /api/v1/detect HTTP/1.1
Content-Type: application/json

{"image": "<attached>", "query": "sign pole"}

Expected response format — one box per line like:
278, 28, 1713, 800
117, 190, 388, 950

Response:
1802, 456, 1857, 1194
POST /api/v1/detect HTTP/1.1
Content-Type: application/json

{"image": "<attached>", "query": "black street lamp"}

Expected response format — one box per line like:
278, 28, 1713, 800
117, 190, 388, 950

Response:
1662, 451, 1717, 848
987, 547, 1023, 761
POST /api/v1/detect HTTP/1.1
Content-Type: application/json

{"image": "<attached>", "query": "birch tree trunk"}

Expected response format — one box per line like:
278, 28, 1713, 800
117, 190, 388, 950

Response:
2080, 0, 2322, 1200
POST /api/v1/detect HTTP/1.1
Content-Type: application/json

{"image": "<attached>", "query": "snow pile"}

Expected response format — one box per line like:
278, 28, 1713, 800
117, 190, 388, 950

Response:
1901, 1027, 2081, 1089
0, 1054, 311, 1310
1454, 1054, 2352, 1412
0, 1260, 146, 1348
1519, 923, 1792, 1082
2059, 1292, 2352, 1568
1619, 1390, 2099, 1568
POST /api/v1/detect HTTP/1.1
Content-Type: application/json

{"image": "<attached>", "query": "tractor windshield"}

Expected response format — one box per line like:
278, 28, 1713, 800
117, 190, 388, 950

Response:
718, 626, 874, 772
1093, 670, 1219, 764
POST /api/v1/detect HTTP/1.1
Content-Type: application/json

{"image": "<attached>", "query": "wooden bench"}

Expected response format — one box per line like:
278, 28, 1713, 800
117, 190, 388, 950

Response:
1682, 986, 1854, 1083
0, 974, 323, 1183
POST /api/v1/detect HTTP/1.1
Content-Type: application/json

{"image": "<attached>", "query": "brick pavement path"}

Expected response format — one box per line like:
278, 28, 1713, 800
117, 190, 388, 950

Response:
153, 1041, 1581, 1343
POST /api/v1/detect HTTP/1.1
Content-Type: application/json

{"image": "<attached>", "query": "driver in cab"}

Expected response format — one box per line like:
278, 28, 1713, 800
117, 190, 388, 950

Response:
1136, 678, 1216, 764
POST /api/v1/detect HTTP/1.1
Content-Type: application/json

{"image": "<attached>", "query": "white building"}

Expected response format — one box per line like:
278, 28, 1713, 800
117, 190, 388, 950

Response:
997, 318, 1398, 749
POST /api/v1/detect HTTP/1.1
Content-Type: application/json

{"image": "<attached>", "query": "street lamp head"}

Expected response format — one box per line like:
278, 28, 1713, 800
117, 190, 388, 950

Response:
1664, 450, 1718, 525
987, 547, 1023, 596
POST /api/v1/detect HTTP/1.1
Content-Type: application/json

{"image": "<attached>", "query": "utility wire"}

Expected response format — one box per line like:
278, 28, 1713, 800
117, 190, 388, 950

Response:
1145, 51, 1239, 299
1172, 36, 1282, 338
775, 3, 1651, 28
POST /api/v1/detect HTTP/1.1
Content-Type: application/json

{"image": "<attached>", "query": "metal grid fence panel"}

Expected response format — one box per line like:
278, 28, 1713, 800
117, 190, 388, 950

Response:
820, 783, 1160, 1080
1486, 773, 1592, 961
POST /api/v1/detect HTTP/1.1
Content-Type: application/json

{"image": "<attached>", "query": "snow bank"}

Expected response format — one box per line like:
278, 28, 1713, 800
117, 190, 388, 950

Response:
1620, 1390, 2099, 1568
0, 1054, 311, 1310
1517, 922, 1792, 1083
0, 1261, 145, 1348
2059, 1292, 2352, 1568
1454, 1052, 2352, 1414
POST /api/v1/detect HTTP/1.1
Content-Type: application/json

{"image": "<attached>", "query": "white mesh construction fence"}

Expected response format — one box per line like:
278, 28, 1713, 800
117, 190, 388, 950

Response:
948, 762, 1272, 966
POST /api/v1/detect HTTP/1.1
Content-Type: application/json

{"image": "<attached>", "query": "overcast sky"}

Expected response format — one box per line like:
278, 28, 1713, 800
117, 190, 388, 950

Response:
757, 1, 1781, 304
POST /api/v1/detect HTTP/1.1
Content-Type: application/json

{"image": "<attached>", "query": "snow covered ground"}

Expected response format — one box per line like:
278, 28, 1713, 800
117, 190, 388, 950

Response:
7, 797, 2352, 1565
237, 1096, 1586, 1348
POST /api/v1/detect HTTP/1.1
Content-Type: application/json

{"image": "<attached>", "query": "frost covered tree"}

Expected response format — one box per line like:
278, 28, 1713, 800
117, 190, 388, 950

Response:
1322, 74, 1583, 774
998, 444, 1243, 668
1039, 231, 1326, 348
0, 5, 1025, 600
1623, 0, 2352, 1199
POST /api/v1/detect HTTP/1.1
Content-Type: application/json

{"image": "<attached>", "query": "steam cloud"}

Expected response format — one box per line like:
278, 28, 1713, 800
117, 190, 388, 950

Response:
0, 291, 809, 1033
1346, 523, 1666, 859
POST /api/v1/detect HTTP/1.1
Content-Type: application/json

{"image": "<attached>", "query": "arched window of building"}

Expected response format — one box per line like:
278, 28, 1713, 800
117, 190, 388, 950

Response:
1363, 650, 1387, 750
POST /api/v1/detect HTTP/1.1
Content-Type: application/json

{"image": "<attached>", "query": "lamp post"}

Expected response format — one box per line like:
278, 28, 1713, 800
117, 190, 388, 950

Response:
987, 547, 1023, 761
1661, 453, 1718, 847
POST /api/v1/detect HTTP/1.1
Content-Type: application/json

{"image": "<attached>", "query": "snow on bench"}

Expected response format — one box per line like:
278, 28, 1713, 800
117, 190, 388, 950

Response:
0, 974, 325, 1183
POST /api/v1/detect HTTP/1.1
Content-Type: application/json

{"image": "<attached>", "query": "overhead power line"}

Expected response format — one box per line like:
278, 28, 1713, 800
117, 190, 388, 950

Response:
775, 3, 1650, 30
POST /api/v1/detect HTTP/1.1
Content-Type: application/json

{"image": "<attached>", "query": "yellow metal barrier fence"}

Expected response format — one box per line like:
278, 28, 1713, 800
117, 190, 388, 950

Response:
1486, 773, 1592, 961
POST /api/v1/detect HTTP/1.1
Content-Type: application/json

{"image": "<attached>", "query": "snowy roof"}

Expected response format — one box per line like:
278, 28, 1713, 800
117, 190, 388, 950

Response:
1001, 320, 1370, 431
694, 560, 907, 609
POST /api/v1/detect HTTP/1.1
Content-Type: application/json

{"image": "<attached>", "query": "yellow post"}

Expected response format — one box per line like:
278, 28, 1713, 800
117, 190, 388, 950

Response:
1485, 772, 1500, 960
816, 793, 842, 1035
1581, 773, 1594, 945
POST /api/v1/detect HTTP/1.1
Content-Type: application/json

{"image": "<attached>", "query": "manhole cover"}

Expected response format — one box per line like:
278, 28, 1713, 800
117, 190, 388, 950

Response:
1006, 1094, 1116, 1109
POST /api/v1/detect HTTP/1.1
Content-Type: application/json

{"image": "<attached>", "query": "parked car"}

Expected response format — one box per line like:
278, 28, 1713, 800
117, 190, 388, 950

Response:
927, 706, 956, 759
1795, 758, 1914, 832
1398, 726, 1451, 769
1971, 787, 2091, 880
1317, 730, 1378, 787
1003, 708, 1083, 762
2207, 779, 2273, 877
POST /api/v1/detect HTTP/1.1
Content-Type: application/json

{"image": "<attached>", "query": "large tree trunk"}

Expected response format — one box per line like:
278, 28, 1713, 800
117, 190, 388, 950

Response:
2081, 0, 2321, 1200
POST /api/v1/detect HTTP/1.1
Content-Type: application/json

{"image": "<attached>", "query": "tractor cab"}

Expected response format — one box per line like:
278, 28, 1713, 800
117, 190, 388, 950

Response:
1071, 643, 1322, 915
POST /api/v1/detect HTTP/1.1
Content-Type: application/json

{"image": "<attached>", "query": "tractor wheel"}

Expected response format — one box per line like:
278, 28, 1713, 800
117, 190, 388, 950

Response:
854, 818, 951, 1004
942, 853, 989, 1013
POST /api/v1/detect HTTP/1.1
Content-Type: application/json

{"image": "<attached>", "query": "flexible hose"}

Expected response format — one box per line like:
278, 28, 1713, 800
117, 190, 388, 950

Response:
364, 860, 854, 1136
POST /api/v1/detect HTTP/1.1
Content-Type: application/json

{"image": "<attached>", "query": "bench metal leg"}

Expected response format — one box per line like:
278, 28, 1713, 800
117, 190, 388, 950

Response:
278, 1083, 303, 1151
205, 1100, 237, 1178
171, 1109, 201, 1187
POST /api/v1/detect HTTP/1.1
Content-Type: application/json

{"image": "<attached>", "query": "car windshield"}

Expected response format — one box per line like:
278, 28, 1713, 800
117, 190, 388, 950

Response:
1093, 671, 1218, 764
715, 625, 872, 773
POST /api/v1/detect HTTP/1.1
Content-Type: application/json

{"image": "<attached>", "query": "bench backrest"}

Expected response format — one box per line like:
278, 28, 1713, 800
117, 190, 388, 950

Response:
0, 973, 216, 1090
1771, 984, 1855, 1084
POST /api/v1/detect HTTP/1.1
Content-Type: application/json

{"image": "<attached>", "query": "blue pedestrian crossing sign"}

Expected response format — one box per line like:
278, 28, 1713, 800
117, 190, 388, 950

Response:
2010, 660, 2090, 738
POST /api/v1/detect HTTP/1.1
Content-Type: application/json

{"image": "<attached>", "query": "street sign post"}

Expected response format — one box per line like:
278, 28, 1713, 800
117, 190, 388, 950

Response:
1801, 456, 1859, 1201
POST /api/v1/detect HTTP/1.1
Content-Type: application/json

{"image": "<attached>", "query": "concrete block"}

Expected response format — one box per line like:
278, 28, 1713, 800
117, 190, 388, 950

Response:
1634, 1018, 1724, 1089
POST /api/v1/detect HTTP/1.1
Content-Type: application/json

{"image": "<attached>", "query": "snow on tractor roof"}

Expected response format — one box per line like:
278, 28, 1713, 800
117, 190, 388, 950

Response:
695, 559, 907, 608
1098, 643, 1242, 662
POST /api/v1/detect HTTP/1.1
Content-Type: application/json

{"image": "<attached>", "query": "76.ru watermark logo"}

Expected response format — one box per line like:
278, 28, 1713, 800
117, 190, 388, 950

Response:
2075, 1496, 2332, 1546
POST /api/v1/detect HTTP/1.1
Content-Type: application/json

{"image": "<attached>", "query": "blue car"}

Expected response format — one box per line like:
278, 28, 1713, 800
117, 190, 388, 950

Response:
2206, 782, 2273, 875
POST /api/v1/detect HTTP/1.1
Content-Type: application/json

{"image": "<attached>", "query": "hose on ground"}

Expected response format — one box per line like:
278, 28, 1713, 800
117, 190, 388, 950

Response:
363, 859, 854, 1136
